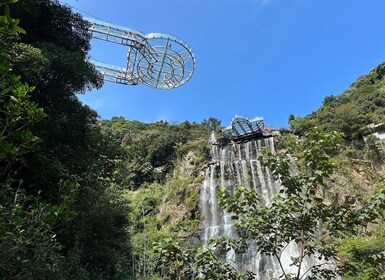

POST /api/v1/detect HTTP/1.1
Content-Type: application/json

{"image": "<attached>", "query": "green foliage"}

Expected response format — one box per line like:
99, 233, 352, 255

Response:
194, 246, 253, 280
215, 128, 385, 279
152, 237, 194, 279
0, 0, 45, 169
201, 117, 221, 131
0, 183, 66, 279
8, 43, 49, 85
154, 128, 385, 280
0, 1, 64, 277
0, 1, 131, 278
274, 133, 301, 155
290, 63, 385, 140
0, 0, 25, 39
127, 169, 202, 279
364, 134, 384, 163
176, 139, 211, 168
337, 224, 385, 280
0, 75, 45, 166
152, 237, 254, 280
101, 118, 210, 189
54, 243, 91, 280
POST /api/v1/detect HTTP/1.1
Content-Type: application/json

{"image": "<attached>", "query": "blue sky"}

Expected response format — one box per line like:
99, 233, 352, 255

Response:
61, 0, 385, 127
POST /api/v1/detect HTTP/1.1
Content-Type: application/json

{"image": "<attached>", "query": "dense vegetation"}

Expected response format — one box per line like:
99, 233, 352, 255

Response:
138, 66, 385, 278
99, 117, 214, 279
99, 117, 213, 189
289, 63, 385, 141
1, 0, 385, 279
150, 129, 385, 280
0, 2, 214, 275
1, 1, 130, 278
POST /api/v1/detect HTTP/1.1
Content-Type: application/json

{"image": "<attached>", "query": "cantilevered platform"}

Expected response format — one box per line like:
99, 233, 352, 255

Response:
222, 115, 266, 142
85, 17, 195, 90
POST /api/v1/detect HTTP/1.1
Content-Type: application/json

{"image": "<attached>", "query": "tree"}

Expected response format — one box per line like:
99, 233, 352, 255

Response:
155, 128, 385, 279
153, 237, 252, 280
215, 128, 385, 279
337, 222, 385, 280
202, 117, 221, 131
289, 63, 385, 141
364, 134, 384, 163
0, 1, 64, 278
1, 1, 132, 278
0, 0, 45, 170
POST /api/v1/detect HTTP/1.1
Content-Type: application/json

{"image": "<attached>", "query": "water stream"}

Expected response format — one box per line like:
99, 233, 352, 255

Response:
200, 135, 312, 279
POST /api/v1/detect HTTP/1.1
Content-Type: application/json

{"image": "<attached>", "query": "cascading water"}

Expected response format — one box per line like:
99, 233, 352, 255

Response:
200, 135, 311, 279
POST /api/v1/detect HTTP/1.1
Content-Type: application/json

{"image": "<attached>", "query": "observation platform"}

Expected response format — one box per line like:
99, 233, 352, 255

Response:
85, 17, 195, 90
222, 115, 266, 142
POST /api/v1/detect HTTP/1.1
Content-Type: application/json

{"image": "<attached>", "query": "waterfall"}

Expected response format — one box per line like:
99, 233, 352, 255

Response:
200, 137, 311, 279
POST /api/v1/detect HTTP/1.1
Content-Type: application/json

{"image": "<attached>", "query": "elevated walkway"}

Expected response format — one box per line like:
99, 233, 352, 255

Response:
222, 115, 266, 142
83, 17, 195, 89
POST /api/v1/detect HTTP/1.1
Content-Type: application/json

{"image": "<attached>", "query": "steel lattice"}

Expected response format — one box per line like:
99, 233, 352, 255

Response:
223, 115, 264, 139
85, 18, 195, 90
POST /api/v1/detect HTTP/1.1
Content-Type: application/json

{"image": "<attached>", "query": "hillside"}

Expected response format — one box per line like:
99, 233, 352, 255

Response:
97, 64, 385, 279
2, 1, 385, 278
99, 115, 385, 279
290, 62, 385, 140
98, 117, 214, 277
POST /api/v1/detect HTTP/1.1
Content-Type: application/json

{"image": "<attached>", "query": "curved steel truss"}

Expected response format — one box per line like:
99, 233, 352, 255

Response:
86, 18, 195, 90
223, 115, 264, 139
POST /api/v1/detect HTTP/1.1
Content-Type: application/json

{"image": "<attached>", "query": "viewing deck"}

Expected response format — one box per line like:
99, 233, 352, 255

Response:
222, 115, 265, 142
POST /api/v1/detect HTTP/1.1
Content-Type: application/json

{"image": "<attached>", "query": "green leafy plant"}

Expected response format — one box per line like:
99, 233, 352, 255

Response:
215, 128, 385, 279
153, 237, 253, 280
154, 128, 385, 280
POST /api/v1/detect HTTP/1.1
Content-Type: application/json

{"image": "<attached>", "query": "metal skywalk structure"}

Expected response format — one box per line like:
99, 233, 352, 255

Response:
223, 115, 265, 140
85, 18, 196, 90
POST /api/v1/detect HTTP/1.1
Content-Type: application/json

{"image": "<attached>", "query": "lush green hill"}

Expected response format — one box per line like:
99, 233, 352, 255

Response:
2, 0, 385, 278
290, 62, 385, 140
97, 65, 385, 279
99, 117, 213, 189
98, 117, 214, 278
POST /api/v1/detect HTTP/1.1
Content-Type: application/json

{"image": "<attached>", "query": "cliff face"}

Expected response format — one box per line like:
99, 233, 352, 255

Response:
99, 63, 385, 279
124, 129, 385, 279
